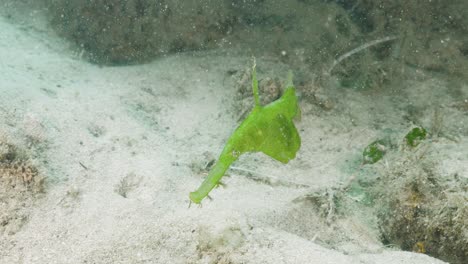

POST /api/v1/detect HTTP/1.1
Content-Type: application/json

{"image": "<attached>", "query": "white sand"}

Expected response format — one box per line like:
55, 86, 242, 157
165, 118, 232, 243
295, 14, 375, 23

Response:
0, 8, 461, 264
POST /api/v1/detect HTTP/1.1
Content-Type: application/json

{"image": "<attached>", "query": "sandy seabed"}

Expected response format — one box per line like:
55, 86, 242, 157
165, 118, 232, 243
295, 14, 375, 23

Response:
1, 6, 466, 264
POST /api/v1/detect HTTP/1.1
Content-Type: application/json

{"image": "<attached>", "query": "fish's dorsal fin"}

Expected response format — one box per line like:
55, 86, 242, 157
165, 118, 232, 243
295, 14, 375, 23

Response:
252, 59, 261, 107
285, 70, 294, 88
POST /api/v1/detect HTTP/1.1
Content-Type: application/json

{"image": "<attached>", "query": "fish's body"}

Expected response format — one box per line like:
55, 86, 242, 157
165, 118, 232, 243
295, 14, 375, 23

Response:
189, 64, 301, 204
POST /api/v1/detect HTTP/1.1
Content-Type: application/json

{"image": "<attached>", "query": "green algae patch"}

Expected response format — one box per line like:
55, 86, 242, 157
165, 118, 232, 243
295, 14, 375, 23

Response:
362, 139, 387, 164
405, 127, 427, 147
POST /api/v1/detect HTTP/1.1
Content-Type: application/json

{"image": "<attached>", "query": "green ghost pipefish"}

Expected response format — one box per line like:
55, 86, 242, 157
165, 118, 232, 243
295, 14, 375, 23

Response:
189, 63, 301, 204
